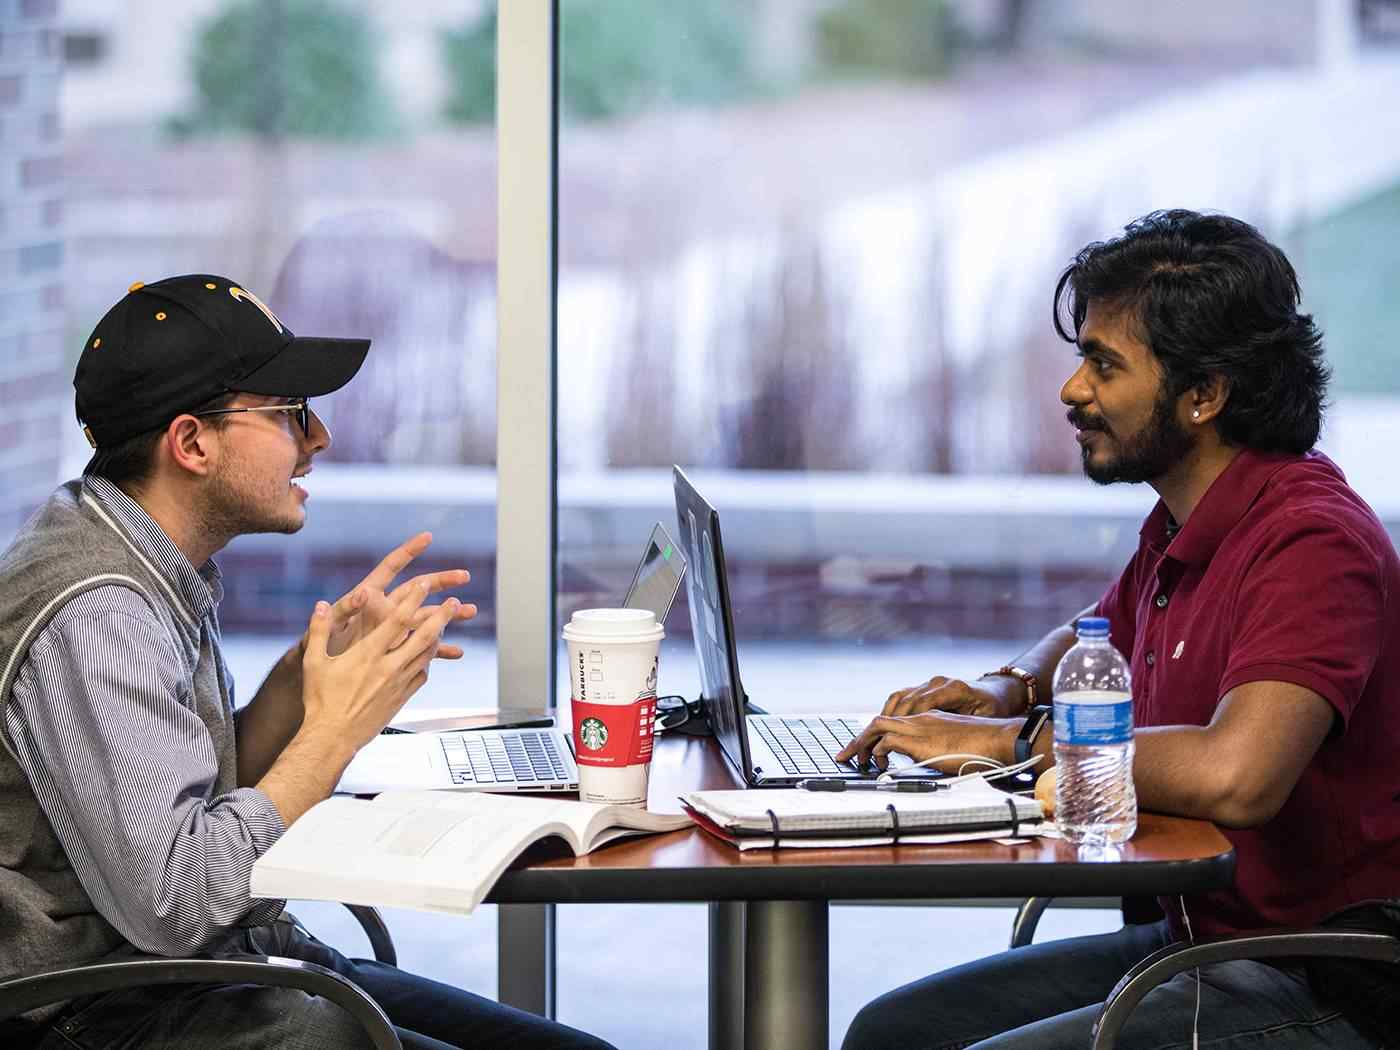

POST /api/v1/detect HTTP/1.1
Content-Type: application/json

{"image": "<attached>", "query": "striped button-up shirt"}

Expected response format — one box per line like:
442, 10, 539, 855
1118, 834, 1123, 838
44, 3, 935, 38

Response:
4, 477, 286, 956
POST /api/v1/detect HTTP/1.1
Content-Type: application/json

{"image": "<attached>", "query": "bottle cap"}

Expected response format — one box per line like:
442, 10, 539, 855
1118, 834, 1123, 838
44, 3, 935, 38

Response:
1076, 616, 1110, 636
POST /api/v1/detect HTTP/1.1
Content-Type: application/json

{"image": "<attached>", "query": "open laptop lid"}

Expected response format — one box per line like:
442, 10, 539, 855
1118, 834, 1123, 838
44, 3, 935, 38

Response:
673, 465, 756, 786
622, 521, 686, 624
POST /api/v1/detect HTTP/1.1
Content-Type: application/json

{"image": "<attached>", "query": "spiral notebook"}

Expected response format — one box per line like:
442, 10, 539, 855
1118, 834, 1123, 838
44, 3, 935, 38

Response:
681, 776, 1044, 850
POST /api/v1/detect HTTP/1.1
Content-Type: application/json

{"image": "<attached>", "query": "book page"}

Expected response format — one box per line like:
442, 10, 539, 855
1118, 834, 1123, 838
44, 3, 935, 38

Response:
580, 803, 693, 848
251, 791, 694, 918
373, 790, 688, 852
252, 792, 574, 915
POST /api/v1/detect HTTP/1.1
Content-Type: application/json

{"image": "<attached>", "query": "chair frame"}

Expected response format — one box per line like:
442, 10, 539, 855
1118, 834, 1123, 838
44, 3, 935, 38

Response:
0, 905, 402, 1050
1010, 896, 1400, 1050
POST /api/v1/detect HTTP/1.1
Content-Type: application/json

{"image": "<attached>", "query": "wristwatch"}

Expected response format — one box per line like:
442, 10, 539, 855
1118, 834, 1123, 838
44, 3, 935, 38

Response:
1015, 705, 1053, 765
980, 664, 1039, 713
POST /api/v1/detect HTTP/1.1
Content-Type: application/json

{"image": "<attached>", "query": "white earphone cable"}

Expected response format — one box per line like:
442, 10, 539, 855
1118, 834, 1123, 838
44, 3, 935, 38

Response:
1178, 895, 1200, 1050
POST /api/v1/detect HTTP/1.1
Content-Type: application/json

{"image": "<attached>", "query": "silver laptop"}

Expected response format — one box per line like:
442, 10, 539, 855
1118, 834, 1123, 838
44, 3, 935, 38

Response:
338, 524, 687, 794
673, 466, 938, 788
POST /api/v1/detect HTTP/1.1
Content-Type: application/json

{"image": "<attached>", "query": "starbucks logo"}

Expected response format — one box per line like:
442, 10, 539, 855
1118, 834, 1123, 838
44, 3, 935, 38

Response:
579, 717, 609, 751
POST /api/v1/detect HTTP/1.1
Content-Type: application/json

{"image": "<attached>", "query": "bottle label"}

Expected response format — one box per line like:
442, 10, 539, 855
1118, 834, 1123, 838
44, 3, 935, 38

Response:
1054, 691, 1133, 746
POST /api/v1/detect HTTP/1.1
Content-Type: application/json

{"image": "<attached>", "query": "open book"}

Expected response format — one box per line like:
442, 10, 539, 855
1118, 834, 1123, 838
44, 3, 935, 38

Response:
682, 775, 1043, 851
251, 790, 691, 916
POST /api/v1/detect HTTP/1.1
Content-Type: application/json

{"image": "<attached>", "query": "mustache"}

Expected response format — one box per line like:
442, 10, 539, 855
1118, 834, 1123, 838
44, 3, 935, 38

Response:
1066, 408, 1107, 432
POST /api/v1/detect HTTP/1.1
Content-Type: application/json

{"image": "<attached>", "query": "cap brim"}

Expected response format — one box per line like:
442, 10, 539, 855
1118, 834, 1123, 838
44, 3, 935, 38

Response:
234, 337, 371, 397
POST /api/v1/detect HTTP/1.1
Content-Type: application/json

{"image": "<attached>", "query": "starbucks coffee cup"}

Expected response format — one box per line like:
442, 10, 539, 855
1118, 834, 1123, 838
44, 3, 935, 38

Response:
563, 608, 664, 807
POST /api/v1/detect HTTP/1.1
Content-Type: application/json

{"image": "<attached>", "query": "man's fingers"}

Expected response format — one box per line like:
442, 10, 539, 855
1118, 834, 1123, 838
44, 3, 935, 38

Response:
395, 598, 460, 666
895, 678, 981, 717
837, 720, 882, 763
836, 724, 879, 762
361, 533, 434, 593
407, 601, 476, 635
854, 729, 886, 770
882, 675, 952, 717
435, 644, 465, 660
881, 690, 910, 717
328, 586, 367, 623
390, 569, 471, 601
354, 591, 402, 646
368, 579, 432, 650
303, 601, 332, 661
838, 716, 907, 767
892, 692, 927, 717
871, 732, 922, 765
848, 720, 917, 769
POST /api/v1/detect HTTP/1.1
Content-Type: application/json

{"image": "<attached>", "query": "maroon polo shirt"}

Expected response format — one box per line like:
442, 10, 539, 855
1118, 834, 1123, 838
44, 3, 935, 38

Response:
1097, 448, 1400, 939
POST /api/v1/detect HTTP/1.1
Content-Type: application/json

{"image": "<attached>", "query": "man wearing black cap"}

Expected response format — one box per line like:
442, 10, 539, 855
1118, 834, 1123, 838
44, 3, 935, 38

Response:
0, 276, 614, 1049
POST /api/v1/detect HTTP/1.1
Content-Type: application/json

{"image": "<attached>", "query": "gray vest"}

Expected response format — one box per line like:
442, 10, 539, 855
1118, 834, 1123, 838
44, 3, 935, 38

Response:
0, 481, 238, 993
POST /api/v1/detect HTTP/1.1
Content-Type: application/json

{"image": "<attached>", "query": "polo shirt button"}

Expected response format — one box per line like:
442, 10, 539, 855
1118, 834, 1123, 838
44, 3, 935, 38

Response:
1145, 651, 1156, 666
1155, 593, 1168, 608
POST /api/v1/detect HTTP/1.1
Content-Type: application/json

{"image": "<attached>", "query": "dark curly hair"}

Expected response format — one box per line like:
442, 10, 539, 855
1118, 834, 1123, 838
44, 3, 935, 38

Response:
1053, 209, 1330, 454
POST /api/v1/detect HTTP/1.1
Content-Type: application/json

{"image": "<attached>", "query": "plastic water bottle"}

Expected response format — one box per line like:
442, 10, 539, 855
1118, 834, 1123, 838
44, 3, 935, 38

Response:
1052, 616, 1137, 847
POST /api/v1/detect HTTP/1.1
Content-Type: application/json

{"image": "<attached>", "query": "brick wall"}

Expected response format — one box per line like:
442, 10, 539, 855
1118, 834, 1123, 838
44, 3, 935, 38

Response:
0, 0, 66, 541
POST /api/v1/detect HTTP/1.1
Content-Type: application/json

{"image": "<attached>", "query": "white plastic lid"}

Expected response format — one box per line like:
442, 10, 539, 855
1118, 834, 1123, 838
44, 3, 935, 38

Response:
562, 607, 664, 643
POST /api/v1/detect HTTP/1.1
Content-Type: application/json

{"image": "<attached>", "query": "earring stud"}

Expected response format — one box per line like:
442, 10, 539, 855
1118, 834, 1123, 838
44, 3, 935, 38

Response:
1192, 410, 1200, 419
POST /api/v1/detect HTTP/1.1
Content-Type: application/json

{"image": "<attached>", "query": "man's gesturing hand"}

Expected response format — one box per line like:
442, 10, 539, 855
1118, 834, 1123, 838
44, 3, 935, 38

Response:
306, 532, 475, 662
300, 579, 461, 753
880, 675, 1018, 719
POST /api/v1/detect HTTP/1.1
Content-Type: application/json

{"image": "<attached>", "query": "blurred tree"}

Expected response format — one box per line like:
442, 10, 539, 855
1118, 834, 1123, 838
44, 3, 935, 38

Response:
442, 0, 760, 125
440, 4, 496, 125
174, 0, 395, 140
816, 0, 956, 80
726, 238, 863, 471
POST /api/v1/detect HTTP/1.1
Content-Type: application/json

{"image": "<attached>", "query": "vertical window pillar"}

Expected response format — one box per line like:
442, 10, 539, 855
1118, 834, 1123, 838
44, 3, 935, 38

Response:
494, 0, 559, 1019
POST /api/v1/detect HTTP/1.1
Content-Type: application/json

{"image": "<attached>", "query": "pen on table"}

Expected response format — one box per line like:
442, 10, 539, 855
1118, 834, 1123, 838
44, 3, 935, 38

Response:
797, 778, 944, 792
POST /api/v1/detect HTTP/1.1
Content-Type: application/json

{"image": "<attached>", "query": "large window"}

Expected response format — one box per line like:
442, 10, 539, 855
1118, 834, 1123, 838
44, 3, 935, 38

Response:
555, 1, 1400, 1044
6, 2, 1400, 1048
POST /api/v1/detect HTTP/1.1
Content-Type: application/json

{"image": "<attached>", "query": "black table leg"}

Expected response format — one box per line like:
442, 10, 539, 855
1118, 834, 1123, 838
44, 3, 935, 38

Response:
744, 900, 828, 1050
709, 901, 746, 1050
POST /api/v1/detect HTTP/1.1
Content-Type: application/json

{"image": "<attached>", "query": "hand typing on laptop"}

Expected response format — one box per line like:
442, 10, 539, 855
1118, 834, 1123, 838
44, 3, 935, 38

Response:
877, 673, 1027, 719
834, 710, 1022, 774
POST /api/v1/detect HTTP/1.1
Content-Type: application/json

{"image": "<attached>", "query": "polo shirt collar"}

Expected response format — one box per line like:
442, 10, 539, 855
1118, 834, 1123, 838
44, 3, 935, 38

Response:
1140, 448, 1300, 566
81, 475, 221, 621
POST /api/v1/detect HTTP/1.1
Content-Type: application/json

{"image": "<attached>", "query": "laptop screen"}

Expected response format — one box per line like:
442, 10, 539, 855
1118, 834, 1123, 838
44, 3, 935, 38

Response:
622, 522, 687, 624
672, 466, 752, 782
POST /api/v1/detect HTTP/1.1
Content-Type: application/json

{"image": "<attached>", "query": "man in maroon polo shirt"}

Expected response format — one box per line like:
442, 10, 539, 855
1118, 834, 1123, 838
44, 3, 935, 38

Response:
839, 209, 1399, 1050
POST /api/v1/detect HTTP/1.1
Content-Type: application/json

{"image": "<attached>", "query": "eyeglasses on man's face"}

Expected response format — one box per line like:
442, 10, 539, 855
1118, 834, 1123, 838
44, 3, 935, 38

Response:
193, 397, 312, 438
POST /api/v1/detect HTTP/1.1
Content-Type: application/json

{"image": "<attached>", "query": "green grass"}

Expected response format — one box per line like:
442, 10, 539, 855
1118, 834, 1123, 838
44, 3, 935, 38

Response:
1290, 181, 1400, 395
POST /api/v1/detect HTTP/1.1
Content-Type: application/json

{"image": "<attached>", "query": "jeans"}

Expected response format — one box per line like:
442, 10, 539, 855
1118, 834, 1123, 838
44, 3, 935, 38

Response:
841, 920, 1379, 1050
34, 918, 614, 1050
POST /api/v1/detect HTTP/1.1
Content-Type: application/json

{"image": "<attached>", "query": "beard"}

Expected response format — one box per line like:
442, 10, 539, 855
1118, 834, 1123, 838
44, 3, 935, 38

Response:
199, 446, 305, 541
1075, 389, 1196, 486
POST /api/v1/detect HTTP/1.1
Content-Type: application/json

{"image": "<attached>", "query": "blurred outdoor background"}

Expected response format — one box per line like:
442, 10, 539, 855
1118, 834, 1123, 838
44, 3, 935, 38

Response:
4, 1, 1400, 1045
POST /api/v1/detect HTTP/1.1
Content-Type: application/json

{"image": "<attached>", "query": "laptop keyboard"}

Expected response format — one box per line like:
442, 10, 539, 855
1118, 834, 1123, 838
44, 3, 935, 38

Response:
751, 716, 864, 776
440, 730, 569, 786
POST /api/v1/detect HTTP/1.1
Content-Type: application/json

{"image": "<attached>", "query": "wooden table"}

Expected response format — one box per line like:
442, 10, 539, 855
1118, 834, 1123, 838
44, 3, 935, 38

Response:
487, 734, 1236, 1050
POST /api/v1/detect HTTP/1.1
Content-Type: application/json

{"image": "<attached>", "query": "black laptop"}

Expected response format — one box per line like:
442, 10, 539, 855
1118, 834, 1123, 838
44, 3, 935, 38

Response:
673, 466, 939, 788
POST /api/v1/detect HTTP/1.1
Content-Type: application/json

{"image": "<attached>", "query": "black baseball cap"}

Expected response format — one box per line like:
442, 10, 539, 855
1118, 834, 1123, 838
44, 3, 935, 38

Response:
75, 274, 371, 447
